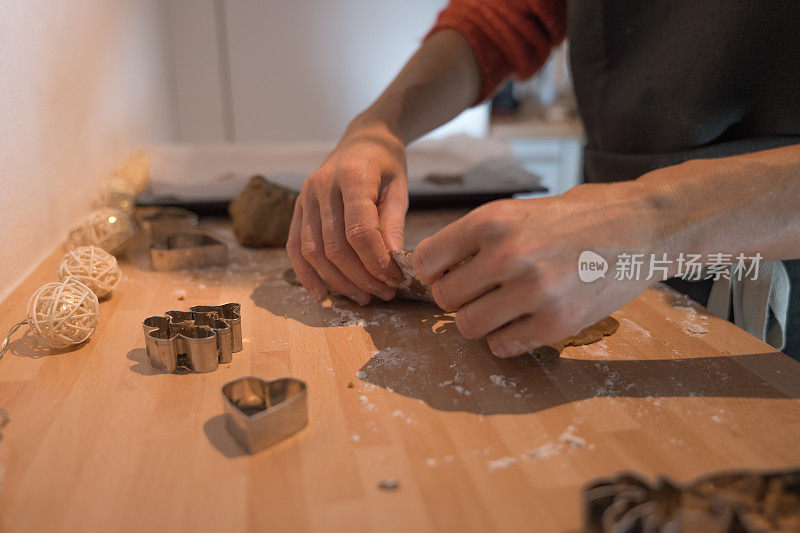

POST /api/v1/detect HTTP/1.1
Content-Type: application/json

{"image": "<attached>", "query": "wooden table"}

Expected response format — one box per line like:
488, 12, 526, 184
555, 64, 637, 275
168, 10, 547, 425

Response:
1, 210, 799, 533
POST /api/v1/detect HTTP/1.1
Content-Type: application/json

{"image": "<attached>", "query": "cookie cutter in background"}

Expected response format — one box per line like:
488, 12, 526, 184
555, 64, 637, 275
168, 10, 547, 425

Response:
150, 232, 229, 271
142, 303, 242, 373
222, 376, 308, 453
138, 207, 199, 242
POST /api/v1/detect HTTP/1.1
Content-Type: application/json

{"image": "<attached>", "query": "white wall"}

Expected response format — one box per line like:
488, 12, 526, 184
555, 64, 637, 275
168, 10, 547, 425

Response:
0, 0, 175, 301
166, 0, 488, 143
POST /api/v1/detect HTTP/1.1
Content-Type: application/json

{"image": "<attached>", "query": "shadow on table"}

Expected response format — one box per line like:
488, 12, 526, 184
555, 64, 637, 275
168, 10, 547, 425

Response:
5, 328, 87, 359
203, 414, 248, 458
251, 274, 800, 416
125, 347, 196, 376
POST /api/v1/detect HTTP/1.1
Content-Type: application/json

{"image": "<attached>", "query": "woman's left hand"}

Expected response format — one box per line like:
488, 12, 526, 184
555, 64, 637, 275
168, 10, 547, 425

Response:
413, 181, 669, 357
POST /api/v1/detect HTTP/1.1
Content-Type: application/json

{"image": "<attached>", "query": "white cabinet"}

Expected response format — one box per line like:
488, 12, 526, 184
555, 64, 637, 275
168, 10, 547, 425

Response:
164, 0, 490, 143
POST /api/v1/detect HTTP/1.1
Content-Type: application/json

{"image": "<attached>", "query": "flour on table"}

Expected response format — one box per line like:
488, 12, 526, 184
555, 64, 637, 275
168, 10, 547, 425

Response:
489, 375, 508, 388
526, 442, 564, 459
621, 317, 653, 339
558, 425, 586, 448
487, 456, 518, 470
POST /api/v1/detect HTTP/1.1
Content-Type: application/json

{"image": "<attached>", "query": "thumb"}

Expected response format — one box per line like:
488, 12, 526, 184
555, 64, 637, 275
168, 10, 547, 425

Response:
378, 176, 408, 251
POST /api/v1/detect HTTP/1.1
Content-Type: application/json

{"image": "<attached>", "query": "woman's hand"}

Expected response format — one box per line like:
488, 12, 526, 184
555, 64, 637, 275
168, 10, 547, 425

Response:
413, 181, 667, 357
286, 121, 406, 305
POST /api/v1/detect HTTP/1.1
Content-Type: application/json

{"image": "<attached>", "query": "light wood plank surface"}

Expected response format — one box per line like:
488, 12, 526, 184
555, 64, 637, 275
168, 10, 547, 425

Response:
1, 209, 799, 533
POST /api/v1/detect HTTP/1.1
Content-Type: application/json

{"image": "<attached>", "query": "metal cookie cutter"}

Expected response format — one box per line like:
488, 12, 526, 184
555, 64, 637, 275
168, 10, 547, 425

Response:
222, 376, 308, 453
138, 207, 199, 242
150, 232, 229, 271
142, 303, 242, 373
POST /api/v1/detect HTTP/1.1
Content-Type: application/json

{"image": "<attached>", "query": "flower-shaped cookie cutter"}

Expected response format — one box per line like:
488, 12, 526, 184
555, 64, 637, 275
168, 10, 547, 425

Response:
142, 303, 242, 373
222, 376, 308, 453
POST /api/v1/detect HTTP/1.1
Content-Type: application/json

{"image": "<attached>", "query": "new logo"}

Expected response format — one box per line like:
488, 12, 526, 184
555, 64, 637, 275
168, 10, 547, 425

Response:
578, 251, 608, 282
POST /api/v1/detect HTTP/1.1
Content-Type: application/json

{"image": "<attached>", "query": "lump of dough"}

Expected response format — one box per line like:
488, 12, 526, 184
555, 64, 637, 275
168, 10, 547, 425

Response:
229, 175, 298, 247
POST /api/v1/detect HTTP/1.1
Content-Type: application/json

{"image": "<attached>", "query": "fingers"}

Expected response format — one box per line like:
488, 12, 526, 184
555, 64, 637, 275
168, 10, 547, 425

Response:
485, 314, 543, 358
340, 174, 403, 286
317, 185, 396, 301
300, 195, 372, 305
377, 176, 408, 251
485, 307, 574, 358
452, 278, 539, 340
430, 250, 502, 311
286, 201, 326, 302
413, 213, 481, 284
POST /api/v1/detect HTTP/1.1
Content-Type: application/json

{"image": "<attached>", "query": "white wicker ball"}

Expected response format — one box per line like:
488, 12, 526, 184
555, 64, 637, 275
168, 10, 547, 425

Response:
26, 278, 99, 349
57, 246, 122, 299
69, 207, 137, 255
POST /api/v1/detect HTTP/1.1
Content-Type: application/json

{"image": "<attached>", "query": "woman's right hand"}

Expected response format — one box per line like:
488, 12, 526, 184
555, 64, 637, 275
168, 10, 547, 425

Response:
286, 120, 407, 305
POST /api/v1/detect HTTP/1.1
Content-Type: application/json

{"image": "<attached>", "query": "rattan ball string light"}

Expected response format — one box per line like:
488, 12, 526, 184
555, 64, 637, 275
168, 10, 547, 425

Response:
68, 207, 137, 255
0, 278, 100, 358
57, 246, 122, 299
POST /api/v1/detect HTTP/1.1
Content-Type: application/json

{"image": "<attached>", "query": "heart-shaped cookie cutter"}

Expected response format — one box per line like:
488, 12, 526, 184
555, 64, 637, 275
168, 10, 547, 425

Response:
142, 303, 242, 373
150, 232, 229, 271
222, 376, 308, 453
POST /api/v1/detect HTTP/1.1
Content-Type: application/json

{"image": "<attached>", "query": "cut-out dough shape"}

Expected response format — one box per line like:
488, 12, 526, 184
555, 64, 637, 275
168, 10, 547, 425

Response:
528, 316, 619, 364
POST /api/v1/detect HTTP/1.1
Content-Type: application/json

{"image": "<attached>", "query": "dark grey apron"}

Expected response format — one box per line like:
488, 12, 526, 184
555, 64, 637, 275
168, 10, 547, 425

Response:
566, 0, 800, 358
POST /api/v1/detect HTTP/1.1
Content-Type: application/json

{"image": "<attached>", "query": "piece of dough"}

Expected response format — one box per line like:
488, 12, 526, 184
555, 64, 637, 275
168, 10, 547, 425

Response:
389, 250, 435, 303
529, 316, 619, 364
228, 175, 298, 247
282, 250, 436, 303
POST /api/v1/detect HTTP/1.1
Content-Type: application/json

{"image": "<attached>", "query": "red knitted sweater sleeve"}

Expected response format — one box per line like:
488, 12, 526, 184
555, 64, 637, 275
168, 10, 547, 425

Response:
425, 0, 567, 103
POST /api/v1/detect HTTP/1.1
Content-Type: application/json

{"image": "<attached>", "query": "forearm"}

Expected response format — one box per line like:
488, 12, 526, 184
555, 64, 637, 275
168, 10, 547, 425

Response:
346, 29, 480, 146
636, 144, 800, 262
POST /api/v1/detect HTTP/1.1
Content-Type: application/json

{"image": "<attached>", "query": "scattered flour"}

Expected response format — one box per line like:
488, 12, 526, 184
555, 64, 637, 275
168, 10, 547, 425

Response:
489, 375, 507, 388
391, 410, 404, 418
358, 394, 377, 412
487, 456, 518, 470
675, 305, 710, 336
558, 426, 586, 448
682, 322, 710, 335
351, 433, 360, 442
329, 306, 378, 327
526, 442, 563, 459
426, 458, 438, 467
621, 318, 652, 339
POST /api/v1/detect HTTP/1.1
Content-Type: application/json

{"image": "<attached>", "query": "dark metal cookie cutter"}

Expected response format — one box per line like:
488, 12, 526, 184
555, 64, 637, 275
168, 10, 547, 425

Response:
142, 303, 242, 373
150, 232, 229, 271
222, 376, 308, 453
138, 207, 199, 242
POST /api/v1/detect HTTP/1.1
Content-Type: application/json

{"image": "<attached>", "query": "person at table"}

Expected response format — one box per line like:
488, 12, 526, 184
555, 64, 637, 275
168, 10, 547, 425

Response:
287, 1, 800, 359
